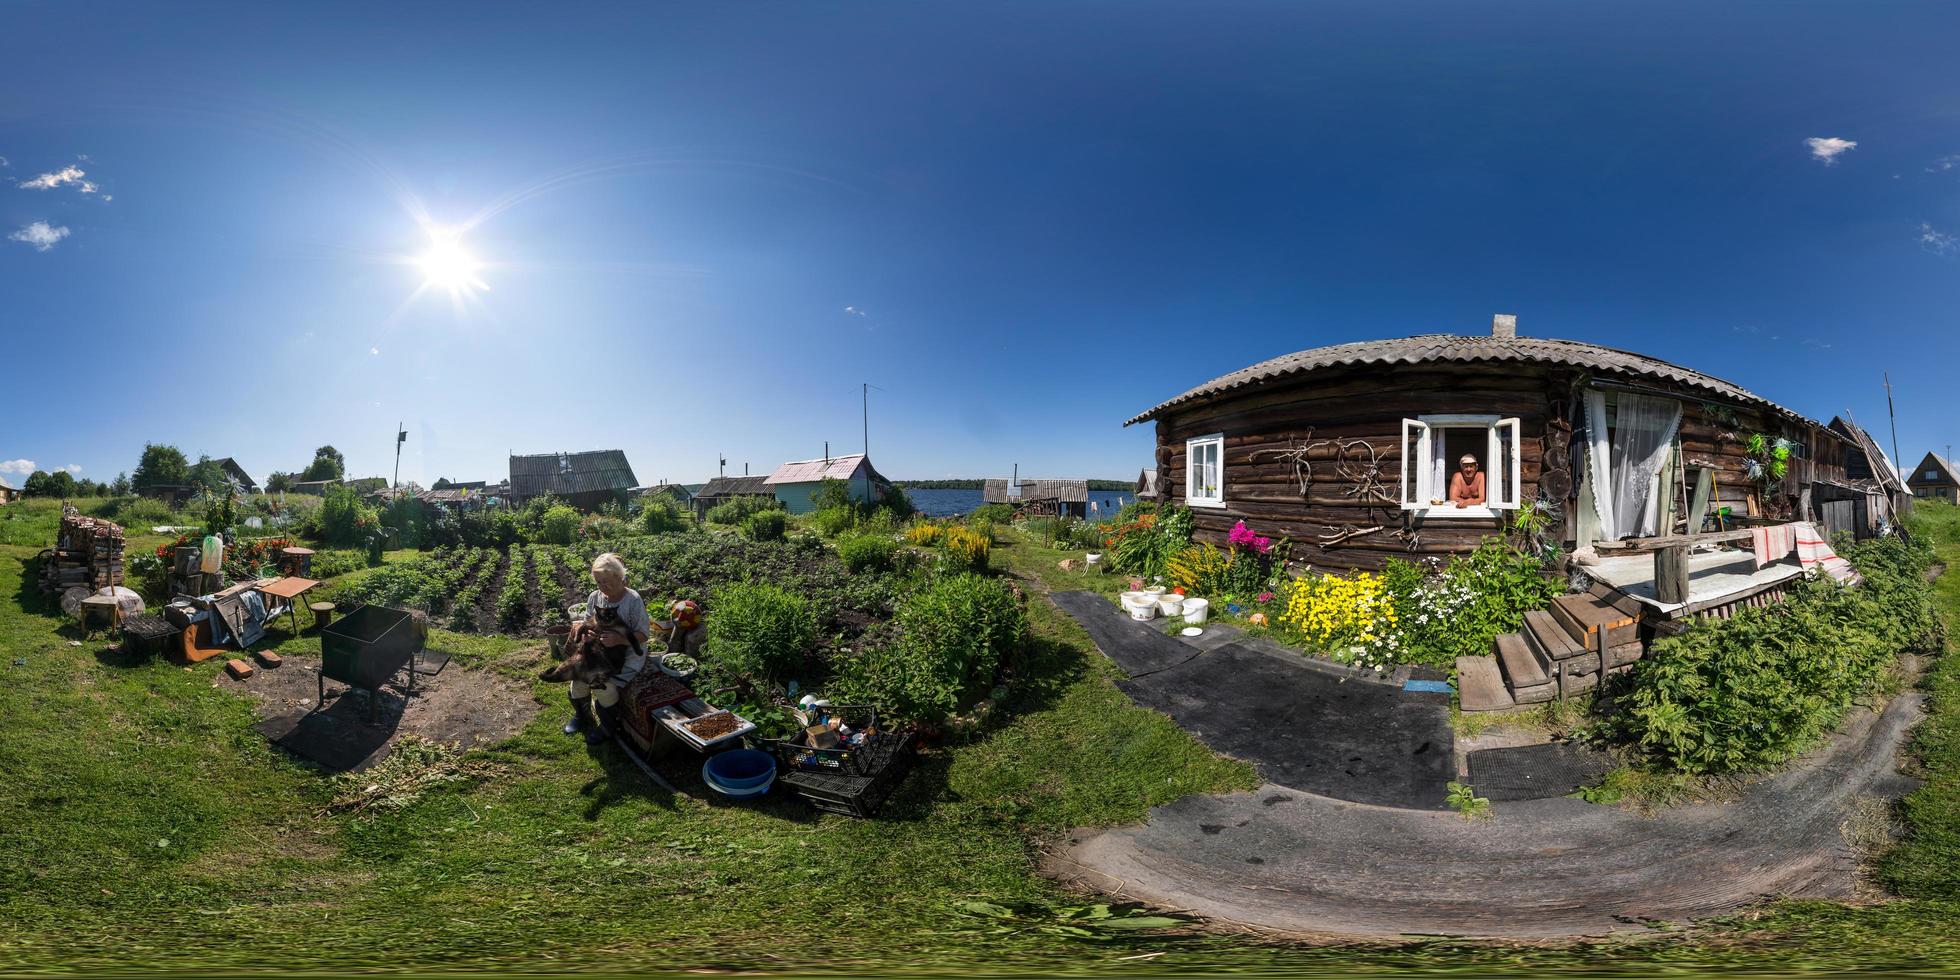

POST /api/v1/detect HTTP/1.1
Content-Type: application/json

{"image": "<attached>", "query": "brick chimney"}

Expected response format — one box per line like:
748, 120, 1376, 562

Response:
1491, 313, 1517, 339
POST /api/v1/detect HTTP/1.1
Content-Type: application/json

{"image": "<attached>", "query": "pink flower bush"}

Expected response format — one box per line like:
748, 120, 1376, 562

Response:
1256, 591, 1275, 603
1227, 520, 1272, 555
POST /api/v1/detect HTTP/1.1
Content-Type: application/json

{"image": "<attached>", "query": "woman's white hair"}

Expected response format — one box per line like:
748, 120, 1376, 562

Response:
591, 552, 627, 580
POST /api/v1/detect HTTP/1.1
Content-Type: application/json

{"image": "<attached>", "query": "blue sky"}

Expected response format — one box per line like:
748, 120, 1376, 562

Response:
4, 1, 1958, 488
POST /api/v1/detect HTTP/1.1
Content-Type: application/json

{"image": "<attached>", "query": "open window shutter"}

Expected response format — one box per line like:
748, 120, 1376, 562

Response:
1400, 419, 1429, 508
1495, 418, 1521, 508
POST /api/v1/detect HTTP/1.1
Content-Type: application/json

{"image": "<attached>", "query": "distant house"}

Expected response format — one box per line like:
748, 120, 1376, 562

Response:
765, 454, 891, 514
639, 483, 695, 508
509, 450, 638, 512
983, 478, 1090, 519
0, 478, 17, 506
691, 475, 774, 518
1136, 468, 1158, 499
210, 458, 259, 493
288, 479, 338, 496
1907, 452, 1960, 505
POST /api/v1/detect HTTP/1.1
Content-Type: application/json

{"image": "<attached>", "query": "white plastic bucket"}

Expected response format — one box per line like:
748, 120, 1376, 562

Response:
1182, 598, 1210, 624
1123, 597, 1156, 621
1085, 553, 1102, 566
1157, 597, 1184, 617
1144, 585, 1167, 597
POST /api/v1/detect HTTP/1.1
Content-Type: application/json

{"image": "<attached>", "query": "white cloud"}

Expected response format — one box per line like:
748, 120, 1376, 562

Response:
19, 163, 102, 195
1921, 223, 1957, 256
9, 221, 70, 251
370, 346, 380, 355
1930, 155, 1960, 173
1806, 137, 1857, 165
0, 459, 36, 476
62, 464, 82, 474
844, 305, 867, 317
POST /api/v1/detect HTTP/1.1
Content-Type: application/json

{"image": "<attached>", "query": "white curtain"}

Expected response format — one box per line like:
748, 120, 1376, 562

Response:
1430, 437, 1447, 504
1608, 393, 1682, 538
1585, 390, 1616, 538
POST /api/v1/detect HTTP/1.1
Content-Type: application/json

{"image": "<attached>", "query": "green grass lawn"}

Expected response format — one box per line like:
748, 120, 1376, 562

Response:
2, 502, 1958, 974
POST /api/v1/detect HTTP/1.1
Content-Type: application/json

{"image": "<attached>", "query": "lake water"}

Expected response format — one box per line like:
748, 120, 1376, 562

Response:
905, 487, 1136, 521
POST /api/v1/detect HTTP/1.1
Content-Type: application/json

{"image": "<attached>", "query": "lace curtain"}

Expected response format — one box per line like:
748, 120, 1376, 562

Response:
1585, 390, 1682, 539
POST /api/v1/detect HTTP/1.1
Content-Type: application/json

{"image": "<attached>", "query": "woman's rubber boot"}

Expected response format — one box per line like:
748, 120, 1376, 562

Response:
587, 702, 617, 746
563, 695, 593, 737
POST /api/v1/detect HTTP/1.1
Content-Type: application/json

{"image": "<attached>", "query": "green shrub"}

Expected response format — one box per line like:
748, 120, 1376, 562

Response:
705, 582, 817, 682
741, 509, 788, 542
92, 496, 177, 527
970, 503, 1014, 525
706, 495, 779, 525
811, 478, 856, 513
318, 484, 377, 547
538, 505, 581, 545
309, 549, 367, 579
577, 514, 634, 541
811, 506, 856, 538
638, 497, 686, 535
1391, 542, 1561, 669
1621, 538, 1936, 774
838, 532, 900, 574
832, 574, 1026, 722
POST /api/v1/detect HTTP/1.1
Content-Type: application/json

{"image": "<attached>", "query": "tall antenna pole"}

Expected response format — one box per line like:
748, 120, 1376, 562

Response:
1884, 372, 1902, 473
392, 421, 405, 492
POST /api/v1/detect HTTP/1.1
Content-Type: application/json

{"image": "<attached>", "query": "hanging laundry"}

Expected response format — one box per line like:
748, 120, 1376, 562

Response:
1793, 522, 1861, 584
1751, 522, 1798, 569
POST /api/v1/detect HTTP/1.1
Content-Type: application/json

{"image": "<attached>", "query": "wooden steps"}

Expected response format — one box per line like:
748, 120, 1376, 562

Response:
1460, 586, 1651, 712
1456, 655, 1515, 712
1549, 593, 1640, 649
1492, 633, 1555, 704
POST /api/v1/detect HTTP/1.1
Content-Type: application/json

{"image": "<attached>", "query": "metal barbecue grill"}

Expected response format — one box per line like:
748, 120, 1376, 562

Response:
318, 604, 421, 720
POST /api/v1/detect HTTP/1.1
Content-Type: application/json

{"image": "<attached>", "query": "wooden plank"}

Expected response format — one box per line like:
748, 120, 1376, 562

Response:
1456, 655, 1517, 712
1654, 545, 1691, 604
1494, 631, 1549, 689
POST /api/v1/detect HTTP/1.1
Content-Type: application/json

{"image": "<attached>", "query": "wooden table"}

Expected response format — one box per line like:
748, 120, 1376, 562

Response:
255, 576, 323, 635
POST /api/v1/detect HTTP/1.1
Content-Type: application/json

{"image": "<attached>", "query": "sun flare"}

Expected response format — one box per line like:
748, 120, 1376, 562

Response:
415, 229, 488, 293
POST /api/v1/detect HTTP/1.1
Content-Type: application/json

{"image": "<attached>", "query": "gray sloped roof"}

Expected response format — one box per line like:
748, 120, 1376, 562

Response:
984, 478, 1089, 504
695, 475, 772, 499
1909, 452, 1960, 487
509, 450, 637, 498
1125, 334, 1812, 426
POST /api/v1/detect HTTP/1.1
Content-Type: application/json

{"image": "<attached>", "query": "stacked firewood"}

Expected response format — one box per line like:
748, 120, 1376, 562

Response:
42, 505, 126, 595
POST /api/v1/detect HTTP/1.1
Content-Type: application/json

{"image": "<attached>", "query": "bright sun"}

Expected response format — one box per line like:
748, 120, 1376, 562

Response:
415, 230, 487, 293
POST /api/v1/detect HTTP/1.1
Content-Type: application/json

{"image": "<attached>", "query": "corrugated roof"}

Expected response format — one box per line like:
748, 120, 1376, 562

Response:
695, 475, 772, 498
1125, 334, 1812, 426
509, 450, 638, 498
1828, 417, 1904, 492
983, 478, 1089, 504
765, 454, 874, 485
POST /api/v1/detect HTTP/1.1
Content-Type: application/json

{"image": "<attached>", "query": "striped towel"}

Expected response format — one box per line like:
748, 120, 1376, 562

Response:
1793, 522, 1861, 584
1751, 523, 1797, 569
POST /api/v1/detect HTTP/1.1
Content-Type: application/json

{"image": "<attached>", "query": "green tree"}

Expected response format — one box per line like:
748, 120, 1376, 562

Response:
131, 443, 189, 493
109, 472, 132, 496
301, 445, 345, 482
263, 471, 295, 493
432, 477, 453, 490
188, 455, 230, 494
22, 470, 78, 497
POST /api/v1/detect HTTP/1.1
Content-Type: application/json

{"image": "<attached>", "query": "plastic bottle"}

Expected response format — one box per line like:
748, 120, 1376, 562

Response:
199, 535, 224, 575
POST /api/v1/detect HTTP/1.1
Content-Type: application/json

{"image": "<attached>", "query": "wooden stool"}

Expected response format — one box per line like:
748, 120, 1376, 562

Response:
79, 595, 123, 639
309, 601, 336, 631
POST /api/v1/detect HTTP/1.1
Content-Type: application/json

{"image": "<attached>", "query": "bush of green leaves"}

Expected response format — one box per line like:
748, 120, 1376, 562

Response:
1622, 534, 1935, 774
811, 506, 857, 538
705, 495, 779, 526
969, 503, 1015, 526
538, 505, 582, 545
637, 497, 686, 535
837, 532, 900, 574
740, 509, 788, 542
832, 573, 1026, 722
704, 582, 817, 682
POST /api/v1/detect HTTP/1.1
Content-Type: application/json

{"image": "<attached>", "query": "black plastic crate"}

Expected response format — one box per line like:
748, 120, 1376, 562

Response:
764, 704, 898, 776
777, 739, 915, 818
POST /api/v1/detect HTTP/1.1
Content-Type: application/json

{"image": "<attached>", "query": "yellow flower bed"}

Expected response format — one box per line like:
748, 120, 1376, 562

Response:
1285, 572, 1395, 654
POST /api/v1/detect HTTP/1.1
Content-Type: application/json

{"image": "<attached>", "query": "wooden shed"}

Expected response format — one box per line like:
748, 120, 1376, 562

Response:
509, 450, 638, 512
690, 475, 774, 518
0, 478, 17, 506
983, 478, 1091, 519
1127, 315, 1854, 571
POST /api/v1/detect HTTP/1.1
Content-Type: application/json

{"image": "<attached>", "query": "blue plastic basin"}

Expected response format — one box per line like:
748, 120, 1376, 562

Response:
703, 748, 776, 793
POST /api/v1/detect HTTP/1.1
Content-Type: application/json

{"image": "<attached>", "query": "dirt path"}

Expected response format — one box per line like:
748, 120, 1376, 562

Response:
1047, 690, 1925, 938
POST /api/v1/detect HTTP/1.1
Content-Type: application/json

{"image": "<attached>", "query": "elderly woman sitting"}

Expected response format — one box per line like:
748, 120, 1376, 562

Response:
562, 552, 652, 745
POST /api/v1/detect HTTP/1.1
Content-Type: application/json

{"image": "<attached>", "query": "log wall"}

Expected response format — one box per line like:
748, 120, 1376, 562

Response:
1149, 363, 1844, 571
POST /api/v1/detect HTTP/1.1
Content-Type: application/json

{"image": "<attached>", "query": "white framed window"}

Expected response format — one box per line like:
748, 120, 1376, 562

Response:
1185, 433, 1225, 508
1399, 414, 1521, 517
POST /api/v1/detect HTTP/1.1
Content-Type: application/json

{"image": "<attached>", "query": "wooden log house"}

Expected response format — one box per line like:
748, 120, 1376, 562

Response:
1128, 316, 1891, 709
